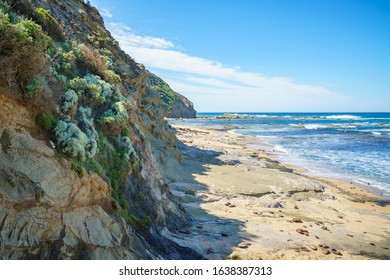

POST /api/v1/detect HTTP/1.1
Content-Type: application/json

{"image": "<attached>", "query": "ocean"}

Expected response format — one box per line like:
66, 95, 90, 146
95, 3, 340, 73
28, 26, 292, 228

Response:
170, 112, 390, 197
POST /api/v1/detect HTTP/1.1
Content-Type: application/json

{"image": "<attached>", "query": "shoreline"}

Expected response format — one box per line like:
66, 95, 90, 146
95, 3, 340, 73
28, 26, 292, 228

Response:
245, 133, 390, 201
166, 124, 390, 260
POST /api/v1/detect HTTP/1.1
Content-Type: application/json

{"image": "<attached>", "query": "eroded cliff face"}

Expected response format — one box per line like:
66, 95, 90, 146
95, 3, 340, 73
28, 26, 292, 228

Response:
169, 92, 196, 119
0, 0, 198, 259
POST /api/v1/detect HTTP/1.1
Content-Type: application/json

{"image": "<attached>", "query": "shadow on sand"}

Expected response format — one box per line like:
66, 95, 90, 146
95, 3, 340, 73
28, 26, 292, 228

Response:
164, 139, 257, 260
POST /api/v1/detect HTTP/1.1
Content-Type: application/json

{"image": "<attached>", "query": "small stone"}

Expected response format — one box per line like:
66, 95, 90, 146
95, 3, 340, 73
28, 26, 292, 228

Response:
301, 247, 310, 252
291, 217, 302, 223
228, 204, 236, 208
322, 248, 330, 255
221, 232, 229, 237
347, 234, 353, 237
332, 250, 343, 256
382, 247, 389, 250
296, 228, 309, 236
279, 215, 284, 218
369, 242, 376, 246
309, 245, 317, 251
197, 225, 203, 229
337, 215, 343, 219
179, 229, 190, 234
253, 211, 259, 215
207, 247, 215, 254
321, 226, 328, 231
320, 244, 329, 249
238, 243, 249, 249
294, 205, 299, 209
225, 202, 231, 206
315, 235, 320, 239
280, 229, 284, 232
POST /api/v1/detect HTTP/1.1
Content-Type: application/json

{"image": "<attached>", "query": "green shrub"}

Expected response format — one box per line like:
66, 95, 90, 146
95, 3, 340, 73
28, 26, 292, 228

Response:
61, 89, 78, 114
54, 120, 90, 161
0, 2, 10, 13
120, 136, 135, 160
0, 10, 49, 88
33, 7, 64, 40
94, 132, 130, 191
77, 106, 98, 158
25, 77, 44, 98
70, 74, 114, 103
35, 112, 58, 131
84, 159, 103, 174
103, 69, 121, 85
99, 101, 128, 124
118, 207, 152, 232
0, 8, 50, 49
99, 48, 112, 57
71, 158, 102, 177
71, 161, 84, 178
0, 10, 11, 29
14, 19, 50, 48
69, 76, 88, 94
121, 127, 131, 137
49, 45, 78, 78
72, 42, 108, 76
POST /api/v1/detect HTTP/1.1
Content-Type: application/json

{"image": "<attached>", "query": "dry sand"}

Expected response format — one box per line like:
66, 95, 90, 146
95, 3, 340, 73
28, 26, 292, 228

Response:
163, 125, 390, 260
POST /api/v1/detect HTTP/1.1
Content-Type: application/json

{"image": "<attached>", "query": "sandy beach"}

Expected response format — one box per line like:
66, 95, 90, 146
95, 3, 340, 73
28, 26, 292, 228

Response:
164, 124, 390, 260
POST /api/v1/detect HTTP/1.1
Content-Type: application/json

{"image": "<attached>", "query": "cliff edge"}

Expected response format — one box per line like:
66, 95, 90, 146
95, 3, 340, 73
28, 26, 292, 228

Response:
149, 72, 196, 118
0, 0, 200, 259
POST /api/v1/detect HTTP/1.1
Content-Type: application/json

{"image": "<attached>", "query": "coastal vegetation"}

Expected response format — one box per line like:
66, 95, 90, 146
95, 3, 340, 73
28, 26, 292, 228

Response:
0, 0, 194, 260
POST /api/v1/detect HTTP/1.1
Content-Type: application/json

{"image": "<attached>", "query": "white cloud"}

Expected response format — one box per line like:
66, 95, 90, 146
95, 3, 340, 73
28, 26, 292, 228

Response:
106, 22, 352, 112
109, 23, 174, 49
100, 8, 113, 18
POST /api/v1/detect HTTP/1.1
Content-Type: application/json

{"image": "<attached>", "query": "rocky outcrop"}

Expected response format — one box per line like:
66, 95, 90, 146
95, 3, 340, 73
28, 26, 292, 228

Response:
148, 72, 196, 118
169, 92, 196, 119
0, 0, 200, 259
0, 125, 150, 259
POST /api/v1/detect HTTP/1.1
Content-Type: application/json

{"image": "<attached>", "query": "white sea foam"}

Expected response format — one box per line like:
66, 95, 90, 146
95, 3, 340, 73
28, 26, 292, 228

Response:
304, 124, 328, 129
339, 125, 357, 128
274, 145, 289, 153
326, 115, 360, 120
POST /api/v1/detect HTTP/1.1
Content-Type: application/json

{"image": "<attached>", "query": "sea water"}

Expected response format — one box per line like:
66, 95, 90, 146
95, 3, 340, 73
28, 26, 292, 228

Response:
170, 113, 390, 197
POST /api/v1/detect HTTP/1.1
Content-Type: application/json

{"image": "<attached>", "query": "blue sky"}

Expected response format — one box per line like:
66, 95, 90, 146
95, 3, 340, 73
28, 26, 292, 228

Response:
91, 0, 390, 112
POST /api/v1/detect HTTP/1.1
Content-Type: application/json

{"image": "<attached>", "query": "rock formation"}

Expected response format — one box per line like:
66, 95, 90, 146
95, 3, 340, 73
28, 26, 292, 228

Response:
0, 0, 199, 259
149, 72, 196, 118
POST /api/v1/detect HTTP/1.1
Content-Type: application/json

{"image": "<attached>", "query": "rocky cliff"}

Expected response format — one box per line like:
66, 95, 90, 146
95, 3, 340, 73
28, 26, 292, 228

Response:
149, 72, 196, 118
0, 0, 199, 259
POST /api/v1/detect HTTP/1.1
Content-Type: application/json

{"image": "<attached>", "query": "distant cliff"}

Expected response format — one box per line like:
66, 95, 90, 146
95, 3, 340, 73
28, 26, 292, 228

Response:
0, 0, 200, 259
149, 72, 196, 118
